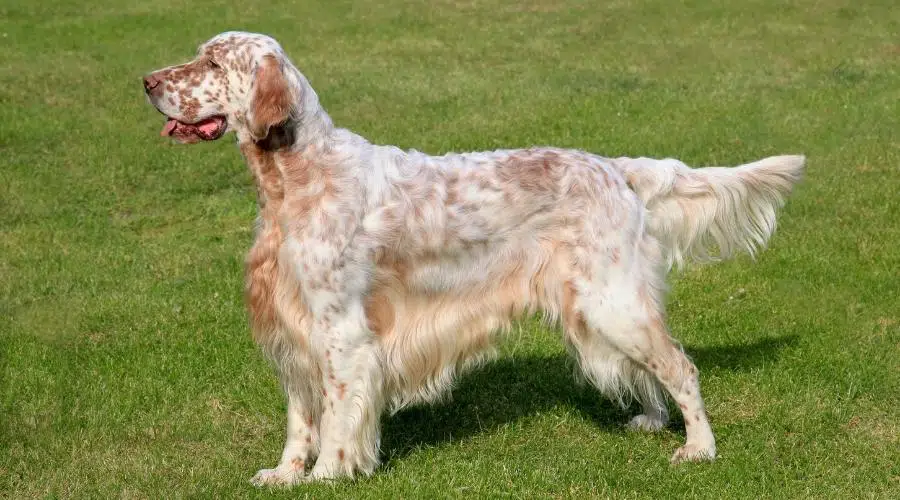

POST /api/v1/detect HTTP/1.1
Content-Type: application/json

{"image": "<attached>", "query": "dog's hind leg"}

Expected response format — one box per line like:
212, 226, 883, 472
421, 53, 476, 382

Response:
566, 228, 716, 462
627, 386, 670, 432
561, 301, 669, 433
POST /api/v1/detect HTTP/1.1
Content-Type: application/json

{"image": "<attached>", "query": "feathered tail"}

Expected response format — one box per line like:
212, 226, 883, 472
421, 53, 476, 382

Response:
616, 155, 806, 268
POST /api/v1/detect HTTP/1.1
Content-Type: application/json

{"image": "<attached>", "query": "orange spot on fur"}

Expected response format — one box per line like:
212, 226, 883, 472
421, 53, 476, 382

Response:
365, 292, 395, 336
496, 149, 563, 193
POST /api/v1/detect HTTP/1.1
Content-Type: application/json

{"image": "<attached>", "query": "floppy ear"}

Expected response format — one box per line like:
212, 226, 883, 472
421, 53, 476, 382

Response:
248, 54, 294, 141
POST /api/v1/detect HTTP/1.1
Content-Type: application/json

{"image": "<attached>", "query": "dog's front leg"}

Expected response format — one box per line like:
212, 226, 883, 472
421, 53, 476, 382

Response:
305, 298, 385, 481
251, 386, 322, 486
284, 233, 385, 481
251, 352, 324, 486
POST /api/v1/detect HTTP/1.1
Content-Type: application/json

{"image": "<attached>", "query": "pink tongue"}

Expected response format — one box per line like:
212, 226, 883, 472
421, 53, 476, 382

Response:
197, 118, 220, 135
161, 119, 178, 136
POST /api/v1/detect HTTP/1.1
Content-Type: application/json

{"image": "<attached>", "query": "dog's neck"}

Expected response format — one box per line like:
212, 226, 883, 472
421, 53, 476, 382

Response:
240, 111, 334, 154
240, 141, 285, 216
239, 137, 345, 216
282, 68, 335, 151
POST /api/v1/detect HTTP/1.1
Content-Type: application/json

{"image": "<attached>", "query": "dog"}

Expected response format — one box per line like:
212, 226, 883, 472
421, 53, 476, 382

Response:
143, 32, 804, 485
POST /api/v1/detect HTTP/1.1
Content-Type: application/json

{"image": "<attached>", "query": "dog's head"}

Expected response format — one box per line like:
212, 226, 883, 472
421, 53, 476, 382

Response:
142, 31, 297, 144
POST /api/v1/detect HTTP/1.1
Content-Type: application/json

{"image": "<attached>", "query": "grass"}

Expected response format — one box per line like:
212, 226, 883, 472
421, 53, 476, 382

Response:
2, 0, 899, 497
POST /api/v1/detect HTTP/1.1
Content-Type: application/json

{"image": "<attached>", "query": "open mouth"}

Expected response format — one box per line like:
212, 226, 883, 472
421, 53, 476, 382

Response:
160, 115, 227, 143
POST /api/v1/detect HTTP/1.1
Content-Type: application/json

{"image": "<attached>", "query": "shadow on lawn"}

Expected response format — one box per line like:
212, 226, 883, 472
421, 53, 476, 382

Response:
380, 334, 798, 465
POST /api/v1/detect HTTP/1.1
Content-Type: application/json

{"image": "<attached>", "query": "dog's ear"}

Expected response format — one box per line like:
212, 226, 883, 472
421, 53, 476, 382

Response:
248, 54, 294, 142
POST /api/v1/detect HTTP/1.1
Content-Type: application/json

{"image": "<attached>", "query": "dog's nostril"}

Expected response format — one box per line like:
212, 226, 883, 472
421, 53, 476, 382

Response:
143, 76, 159, 91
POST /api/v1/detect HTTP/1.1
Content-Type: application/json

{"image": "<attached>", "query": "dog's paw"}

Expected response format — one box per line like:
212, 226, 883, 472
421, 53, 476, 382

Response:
670, 443, 716, 464
626, 414, 667, 432
250, 465, 306, 487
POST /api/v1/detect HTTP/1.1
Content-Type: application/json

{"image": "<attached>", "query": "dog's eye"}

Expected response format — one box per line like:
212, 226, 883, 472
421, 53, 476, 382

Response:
208, 58, 221, 70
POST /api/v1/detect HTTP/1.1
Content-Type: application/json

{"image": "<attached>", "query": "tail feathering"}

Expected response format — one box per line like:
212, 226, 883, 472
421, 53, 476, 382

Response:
618, 155, 805, 269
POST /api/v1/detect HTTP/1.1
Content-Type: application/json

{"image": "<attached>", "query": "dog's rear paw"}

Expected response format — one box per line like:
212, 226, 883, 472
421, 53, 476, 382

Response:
670, 443, 716, 464
626, 413, 667, 432
250, 466, 306, 487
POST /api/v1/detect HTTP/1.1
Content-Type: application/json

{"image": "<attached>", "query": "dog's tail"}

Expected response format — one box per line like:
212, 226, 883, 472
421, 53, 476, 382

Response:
616, 154, 805, 269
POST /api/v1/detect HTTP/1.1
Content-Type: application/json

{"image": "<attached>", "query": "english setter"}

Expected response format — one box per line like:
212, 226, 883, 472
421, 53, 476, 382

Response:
143, 32, 804, 485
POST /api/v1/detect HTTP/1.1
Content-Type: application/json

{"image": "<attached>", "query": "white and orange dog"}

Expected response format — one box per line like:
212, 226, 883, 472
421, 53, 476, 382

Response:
143, 32, 804, 484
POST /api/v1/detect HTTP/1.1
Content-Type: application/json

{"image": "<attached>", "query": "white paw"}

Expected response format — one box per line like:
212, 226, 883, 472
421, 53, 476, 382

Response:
626, 413, 668, 432
306, 465, 341, 482
670, 442, 716, 463
250, 466, 306, 487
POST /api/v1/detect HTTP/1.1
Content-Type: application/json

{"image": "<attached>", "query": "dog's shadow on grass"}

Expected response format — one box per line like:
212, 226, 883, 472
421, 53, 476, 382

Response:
379, 334, 798, 465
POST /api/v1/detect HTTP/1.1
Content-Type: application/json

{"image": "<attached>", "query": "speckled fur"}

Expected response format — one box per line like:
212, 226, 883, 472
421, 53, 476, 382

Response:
143, 32, 805, 485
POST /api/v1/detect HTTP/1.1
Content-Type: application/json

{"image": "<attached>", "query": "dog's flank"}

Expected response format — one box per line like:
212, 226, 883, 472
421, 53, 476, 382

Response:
143, 31, 805, 485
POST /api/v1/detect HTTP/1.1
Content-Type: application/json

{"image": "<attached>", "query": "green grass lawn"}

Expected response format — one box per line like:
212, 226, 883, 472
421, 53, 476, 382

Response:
2, 0, 899, 497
